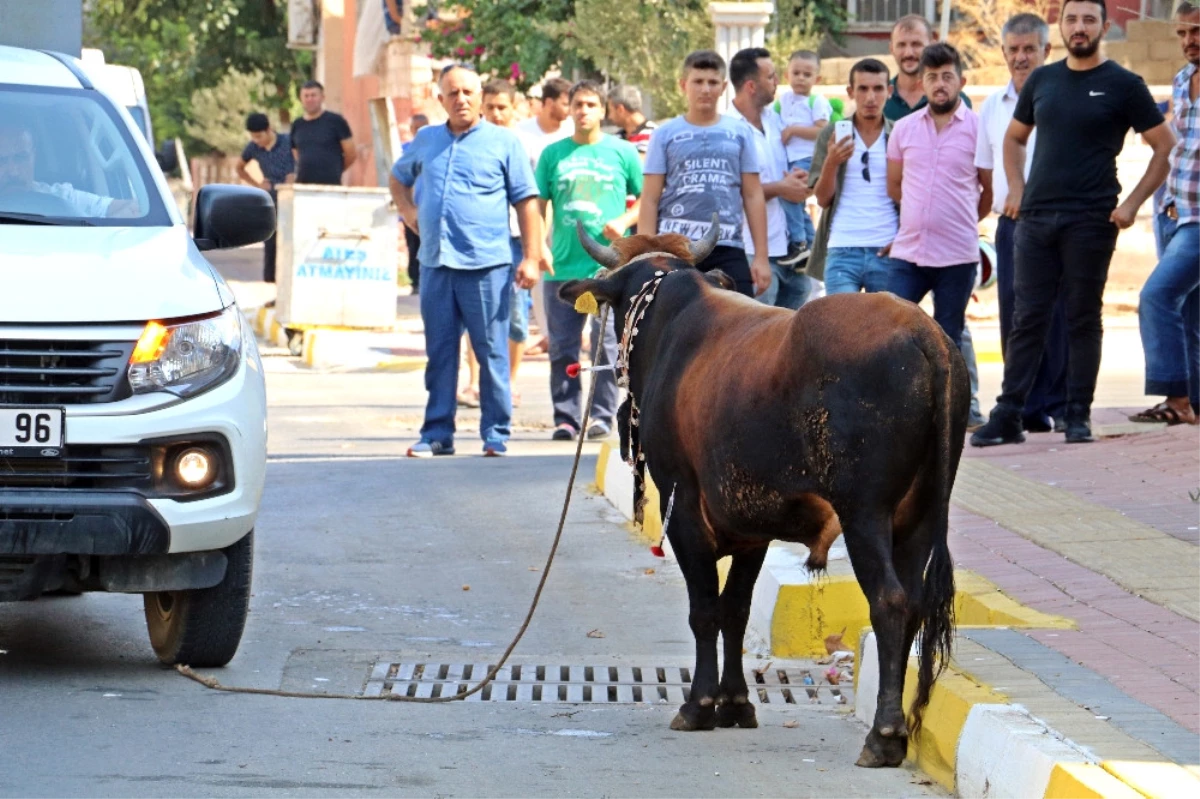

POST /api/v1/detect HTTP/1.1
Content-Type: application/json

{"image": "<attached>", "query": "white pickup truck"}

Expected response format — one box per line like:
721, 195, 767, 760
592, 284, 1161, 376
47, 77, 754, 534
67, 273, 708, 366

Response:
0, 45, 274, 667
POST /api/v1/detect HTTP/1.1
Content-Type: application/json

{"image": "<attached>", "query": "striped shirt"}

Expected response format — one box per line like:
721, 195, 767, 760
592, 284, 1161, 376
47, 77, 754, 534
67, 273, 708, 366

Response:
1165, 63, 1199, 225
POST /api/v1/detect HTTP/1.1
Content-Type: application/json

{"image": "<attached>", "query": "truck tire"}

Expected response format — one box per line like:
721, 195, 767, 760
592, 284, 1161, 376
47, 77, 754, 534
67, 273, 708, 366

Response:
143, 531, 254, 667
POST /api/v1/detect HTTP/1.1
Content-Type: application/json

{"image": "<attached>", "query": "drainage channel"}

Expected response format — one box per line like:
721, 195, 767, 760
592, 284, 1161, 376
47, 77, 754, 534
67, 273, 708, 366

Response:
363, 663, 850, 705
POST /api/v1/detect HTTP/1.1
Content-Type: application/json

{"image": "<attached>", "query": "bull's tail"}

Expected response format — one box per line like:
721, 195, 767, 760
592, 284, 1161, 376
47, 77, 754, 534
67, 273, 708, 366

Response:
908, 325, 961, 740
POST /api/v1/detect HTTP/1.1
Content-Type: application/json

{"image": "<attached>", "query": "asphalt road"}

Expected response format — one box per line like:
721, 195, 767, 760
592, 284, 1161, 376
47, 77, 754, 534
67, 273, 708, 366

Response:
0, 250, 939, 798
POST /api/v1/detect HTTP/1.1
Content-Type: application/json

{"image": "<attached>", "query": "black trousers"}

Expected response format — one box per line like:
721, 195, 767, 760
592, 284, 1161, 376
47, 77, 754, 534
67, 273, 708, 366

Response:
405, 225, 422, 293
998, 210, 1118, 416
263, 189, 278, 283
696, 244, 752, 297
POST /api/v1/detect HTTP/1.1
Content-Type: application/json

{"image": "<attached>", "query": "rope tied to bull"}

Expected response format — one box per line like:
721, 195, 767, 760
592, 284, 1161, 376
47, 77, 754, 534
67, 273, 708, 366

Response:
176, 305, 614, 703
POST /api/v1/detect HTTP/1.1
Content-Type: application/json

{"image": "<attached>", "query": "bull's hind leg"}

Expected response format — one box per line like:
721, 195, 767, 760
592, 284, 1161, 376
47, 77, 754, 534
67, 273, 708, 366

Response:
666, 503, 721, 732
715, 547, 768, 729
839, 511, 910, 768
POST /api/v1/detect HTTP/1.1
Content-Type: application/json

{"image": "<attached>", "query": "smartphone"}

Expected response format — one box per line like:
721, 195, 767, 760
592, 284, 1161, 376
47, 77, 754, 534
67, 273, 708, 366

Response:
834, 119, 853, 142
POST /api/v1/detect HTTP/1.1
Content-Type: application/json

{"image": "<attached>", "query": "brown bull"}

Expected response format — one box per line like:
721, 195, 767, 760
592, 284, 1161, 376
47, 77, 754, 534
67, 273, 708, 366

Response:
559, 218, 969, 768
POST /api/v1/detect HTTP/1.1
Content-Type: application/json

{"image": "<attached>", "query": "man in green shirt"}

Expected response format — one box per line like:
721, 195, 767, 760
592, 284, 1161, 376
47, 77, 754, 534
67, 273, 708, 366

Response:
537, 80, 643, 441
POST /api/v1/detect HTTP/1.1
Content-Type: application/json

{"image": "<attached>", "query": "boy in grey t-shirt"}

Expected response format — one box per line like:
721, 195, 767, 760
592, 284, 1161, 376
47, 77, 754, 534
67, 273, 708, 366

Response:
640, 50, 768, 297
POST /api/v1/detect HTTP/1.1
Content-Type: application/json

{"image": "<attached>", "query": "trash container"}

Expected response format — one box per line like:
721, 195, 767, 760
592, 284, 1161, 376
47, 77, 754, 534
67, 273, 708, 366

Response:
274, 184, 398, 347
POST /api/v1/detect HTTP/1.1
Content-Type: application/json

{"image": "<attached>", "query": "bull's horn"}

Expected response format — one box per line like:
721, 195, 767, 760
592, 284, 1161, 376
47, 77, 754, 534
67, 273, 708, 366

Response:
688, 212, 721, 263
576, 220, 622, 268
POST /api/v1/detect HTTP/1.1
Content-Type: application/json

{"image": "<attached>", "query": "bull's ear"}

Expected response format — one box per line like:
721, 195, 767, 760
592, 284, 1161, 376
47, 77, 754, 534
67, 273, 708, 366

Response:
703, 269, 736, 292
558, 274, 622, 309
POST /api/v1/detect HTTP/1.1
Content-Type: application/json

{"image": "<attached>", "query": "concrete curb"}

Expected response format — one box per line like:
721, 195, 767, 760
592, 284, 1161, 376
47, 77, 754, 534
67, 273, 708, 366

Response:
855, 630, 1200, 797
594, 441, 1073, 659
251, 306, 289, 349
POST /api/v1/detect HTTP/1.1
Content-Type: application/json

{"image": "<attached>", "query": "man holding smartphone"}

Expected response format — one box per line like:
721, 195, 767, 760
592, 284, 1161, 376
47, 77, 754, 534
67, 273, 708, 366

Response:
807, 58, 902, 295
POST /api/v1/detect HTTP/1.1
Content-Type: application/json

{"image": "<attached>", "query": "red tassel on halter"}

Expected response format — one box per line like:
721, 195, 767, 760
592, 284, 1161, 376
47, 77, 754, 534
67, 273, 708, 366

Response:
650, 537, 665, 558
566, 362, 581, 378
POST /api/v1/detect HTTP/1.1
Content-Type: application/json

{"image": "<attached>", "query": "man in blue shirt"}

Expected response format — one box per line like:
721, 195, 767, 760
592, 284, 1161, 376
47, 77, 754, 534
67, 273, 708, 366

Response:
389, 66, 543, 458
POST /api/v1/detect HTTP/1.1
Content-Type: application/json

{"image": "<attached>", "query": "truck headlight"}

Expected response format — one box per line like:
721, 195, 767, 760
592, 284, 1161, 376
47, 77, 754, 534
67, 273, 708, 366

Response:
127, 307, 242, 397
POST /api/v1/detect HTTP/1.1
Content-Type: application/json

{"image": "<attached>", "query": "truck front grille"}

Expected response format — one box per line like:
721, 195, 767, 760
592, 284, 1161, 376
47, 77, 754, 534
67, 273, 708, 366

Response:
0, 445, 152, 490
0, 339, 134, 405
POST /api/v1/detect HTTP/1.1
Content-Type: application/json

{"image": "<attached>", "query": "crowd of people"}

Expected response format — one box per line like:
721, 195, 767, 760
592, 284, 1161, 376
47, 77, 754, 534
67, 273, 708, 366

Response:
375, 0, 1196, 458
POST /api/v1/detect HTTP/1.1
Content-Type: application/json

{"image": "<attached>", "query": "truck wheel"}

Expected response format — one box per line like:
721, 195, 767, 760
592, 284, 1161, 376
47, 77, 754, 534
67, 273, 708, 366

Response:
143, 531, 254, 667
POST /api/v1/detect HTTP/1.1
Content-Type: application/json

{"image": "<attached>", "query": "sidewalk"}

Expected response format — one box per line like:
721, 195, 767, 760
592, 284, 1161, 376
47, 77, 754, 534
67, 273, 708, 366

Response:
951, 423, 1200, 745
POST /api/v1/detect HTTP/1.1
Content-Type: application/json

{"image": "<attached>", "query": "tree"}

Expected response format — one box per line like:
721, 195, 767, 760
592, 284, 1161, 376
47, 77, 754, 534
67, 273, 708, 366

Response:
84, 0, 311, 148
185, 70, 288, 155
773, 0, 848, 45
948, 0, 1063, 71
422, 1, 580, 90
552, 0, 713, 117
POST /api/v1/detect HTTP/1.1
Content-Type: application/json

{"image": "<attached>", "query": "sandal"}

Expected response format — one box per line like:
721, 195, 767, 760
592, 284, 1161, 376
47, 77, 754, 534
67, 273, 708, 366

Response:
457, 387, 480, 408
1128, 402, 1196, 425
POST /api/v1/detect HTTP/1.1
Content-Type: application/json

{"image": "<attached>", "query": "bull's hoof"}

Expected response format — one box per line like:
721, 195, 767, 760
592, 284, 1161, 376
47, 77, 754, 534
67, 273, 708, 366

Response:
715, 699, 758, 729
854, 729, 907, 768
670, 700, 716, 731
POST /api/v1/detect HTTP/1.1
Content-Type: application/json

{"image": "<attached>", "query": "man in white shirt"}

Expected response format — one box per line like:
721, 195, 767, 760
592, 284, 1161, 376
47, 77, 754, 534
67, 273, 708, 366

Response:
515, 77, 575, 163
515, 77, 574, 356
726, 48, 812, 308
975, 12, 1068, 434
0, 123, 139, 218
808, 58, 901, 296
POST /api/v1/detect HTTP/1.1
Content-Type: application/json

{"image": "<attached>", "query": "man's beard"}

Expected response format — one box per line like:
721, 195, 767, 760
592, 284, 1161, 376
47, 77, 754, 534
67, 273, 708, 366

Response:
928, 96, 958, 115
1067, 33, 1101, 58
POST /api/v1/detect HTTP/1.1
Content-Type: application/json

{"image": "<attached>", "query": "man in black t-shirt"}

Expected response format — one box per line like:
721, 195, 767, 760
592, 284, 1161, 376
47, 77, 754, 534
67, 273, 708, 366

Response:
290, 80, 357, 185
973, 0, 1176, 447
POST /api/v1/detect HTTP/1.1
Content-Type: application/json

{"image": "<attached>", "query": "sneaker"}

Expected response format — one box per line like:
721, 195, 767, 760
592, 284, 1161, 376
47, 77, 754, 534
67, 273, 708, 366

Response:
407, 440, 455, 458
483, 440, 508, 457
586, 422, 612, 440
967, 413, 987, 432
777, 242, 810, 269
1052, 416, 1067, 433
551, 423, 578, 441
1022, 414, 1053, 433
1064, 418, 1095, 444
970, 405, 1025, 448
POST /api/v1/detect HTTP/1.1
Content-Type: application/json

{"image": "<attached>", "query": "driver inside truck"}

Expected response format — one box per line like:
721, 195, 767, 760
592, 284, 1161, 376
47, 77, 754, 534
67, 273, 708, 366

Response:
0, 122, 139, 219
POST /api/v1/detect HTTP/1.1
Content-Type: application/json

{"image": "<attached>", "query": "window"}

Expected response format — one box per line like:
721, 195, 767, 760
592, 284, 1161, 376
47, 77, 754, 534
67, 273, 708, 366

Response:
845, 0, 935, 29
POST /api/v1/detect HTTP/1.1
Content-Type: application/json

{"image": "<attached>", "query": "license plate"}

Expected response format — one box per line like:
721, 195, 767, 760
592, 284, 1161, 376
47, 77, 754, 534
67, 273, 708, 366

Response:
0, 407, 65, 457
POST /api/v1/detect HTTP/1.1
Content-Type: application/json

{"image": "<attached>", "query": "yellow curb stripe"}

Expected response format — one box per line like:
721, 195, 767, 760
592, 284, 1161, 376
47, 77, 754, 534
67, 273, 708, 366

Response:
1101, 760, 1200, 799
1044, 763, 1147, 799
594, 441, 610, 495
902, 660, 1008, 792
372, 357, 426, 372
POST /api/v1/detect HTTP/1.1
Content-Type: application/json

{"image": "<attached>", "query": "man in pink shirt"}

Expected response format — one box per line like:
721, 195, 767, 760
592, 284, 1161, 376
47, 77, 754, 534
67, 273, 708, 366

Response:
885, 43, 992, 348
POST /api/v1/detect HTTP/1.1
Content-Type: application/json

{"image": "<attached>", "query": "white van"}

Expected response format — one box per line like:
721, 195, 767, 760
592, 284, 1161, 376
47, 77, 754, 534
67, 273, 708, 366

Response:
0, 45, 275, 667
80, 48, 153, 145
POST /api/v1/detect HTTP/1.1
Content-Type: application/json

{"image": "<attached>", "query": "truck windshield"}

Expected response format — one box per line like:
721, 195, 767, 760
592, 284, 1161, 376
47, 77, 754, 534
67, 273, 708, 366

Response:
0, 86, 169, 226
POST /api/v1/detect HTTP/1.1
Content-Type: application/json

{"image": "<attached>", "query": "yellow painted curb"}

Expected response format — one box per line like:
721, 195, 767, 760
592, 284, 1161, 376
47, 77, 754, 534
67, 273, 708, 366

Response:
373, 357, 425, 372
1102, 760, 1200, 799
594, 442, 609, 494
301, 329, 317, 366
1044, 763, 1146, 799
254, 306, 269, 337
903, 660, 1008, 792
956, 571, 1076, 630
770, 570, 1074, 658
773, 575, 871, 659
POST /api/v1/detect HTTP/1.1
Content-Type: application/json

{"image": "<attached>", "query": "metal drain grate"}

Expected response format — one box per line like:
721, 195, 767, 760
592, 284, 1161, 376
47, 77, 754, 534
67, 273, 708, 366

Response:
363, 663, 850, 705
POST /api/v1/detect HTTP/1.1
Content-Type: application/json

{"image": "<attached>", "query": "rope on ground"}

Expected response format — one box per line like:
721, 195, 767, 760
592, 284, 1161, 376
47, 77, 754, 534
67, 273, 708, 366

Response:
177, 306, 612, 702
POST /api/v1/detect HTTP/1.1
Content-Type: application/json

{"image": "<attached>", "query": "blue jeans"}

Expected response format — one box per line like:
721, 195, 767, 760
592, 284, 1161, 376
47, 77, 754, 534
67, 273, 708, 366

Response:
887, 260, 977, 349
995, 215, 1067, 424
824, 247, 896, 294
759, 257, 812, 309
508, 237, 531, 343
418, 263, 513, 449
544, 282, 620, 431
783, 157, 816, 246
1140, 217, 1199, 407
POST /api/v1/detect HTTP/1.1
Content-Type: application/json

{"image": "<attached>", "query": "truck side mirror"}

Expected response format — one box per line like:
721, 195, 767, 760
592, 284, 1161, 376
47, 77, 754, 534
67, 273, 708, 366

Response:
156, 139, 179, 174
193, 185, 275, 251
